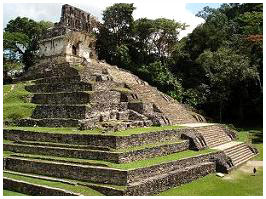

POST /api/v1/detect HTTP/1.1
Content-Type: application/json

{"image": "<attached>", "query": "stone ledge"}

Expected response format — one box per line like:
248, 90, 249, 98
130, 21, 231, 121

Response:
4, 128, 182, 149
3, 177, 80, 196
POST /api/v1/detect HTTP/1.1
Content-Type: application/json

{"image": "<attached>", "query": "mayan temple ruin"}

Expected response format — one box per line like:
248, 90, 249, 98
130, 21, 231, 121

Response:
3, 4, 259, 196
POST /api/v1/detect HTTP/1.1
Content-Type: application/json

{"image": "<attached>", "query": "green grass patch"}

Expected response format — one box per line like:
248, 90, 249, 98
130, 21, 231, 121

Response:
3, 139, 14, 144
3, 172, 104, 196
237, 128, 263, 161
3, 151, 16, 158
3, 82, 36, 121
3, 189, 29, 196
157, 167, 263, 196
114, 148, 216, 170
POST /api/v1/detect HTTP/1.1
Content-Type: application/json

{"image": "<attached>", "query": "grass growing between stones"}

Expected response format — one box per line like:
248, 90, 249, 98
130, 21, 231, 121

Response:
3, 172, 104, 196
157, 167, 263, 196
3, 151, 16, 158
3, 189, 29, 196
4, 125, 183, 136
3, 82, 36, 121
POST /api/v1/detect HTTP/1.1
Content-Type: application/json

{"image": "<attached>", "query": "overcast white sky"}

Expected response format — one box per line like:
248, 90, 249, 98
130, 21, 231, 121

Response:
3, 2, 221, 38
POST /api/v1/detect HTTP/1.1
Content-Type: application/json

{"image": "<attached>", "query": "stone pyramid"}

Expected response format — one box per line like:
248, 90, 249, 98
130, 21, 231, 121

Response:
15, 4, 204, 131
3, 4, 259, 196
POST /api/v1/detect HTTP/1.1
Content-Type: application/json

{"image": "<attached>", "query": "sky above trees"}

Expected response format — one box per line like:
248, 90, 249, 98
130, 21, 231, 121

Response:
3, 2, 220, 38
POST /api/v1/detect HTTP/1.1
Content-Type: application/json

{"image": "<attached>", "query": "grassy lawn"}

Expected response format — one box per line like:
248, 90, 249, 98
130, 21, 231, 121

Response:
4, 190, 29, 196
158, 167, 263, 196
3, 82, 36, 121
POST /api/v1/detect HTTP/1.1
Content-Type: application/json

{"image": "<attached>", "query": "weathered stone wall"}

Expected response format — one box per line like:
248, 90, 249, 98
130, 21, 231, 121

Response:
127, 151, 228, 183
126, 162, 215, 196
39, 32, 94, 63
60, 4, 96, 33
39, 36, 65, 57
5, 157, 127, 186
31, 91, 121, 105
4, 129, 182, 149
4, 177, 79, 196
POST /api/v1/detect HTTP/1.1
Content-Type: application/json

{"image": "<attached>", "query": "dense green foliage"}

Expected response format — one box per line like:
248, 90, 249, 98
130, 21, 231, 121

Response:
96, 3, 263, 125
3, 17, 53, 81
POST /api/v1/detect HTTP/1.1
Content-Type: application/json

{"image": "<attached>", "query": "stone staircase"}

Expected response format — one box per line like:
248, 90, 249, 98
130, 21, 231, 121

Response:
217, 142, 257, 168
195, 125, 233, 148
180, 124, 258, 171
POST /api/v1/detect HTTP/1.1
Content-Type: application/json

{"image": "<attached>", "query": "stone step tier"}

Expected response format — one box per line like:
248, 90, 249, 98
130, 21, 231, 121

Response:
31, 91, 121, 105
26, 80, 123, 93
3, 161, 215, 196
3, 139, 189, 163
3, 153, 217, 196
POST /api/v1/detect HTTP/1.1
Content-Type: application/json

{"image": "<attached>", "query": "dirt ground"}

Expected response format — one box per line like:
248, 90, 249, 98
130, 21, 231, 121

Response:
223, 160, 263, 180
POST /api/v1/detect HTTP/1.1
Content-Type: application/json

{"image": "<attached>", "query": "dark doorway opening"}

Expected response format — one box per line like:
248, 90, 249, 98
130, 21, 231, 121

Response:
72, 45, 77, 55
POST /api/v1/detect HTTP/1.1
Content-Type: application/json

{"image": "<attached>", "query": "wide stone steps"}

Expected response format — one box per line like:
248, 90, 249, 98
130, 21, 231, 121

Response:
203, 135, 232, 148
232, 153, 255, 167
223, 143, 256, 167
228, 149, 253, 160
128, 84, 197, 124
195, 126, 233, 148
223, 143, 246, 153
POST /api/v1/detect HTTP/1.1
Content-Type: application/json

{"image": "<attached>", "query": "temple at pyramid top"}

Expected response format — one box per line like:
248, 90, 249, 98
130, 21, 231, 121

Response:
43, 4, 99, 39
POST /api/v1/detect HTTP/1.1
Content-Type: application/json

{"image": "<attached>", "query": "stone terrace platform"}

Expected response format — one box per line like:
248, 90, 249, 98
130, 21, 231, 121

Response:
3, 124, 258, 196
